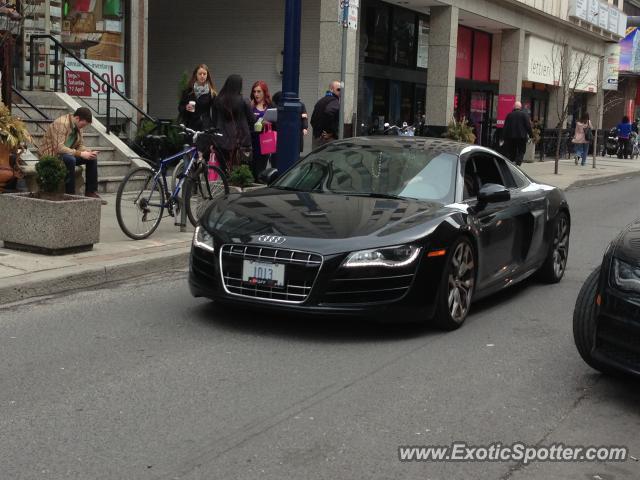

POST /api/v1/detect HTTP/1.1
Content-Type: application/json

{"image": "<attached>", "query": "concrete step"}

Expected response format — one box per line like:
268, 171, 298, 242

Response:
97, 175, 126, 194
13, 104, 70, 120
97, 160, 131, 178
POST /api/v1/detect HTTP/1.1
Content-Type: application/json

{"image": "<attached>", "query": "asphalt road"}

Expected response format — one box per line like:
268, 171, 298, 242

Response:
2, 178, 640, 480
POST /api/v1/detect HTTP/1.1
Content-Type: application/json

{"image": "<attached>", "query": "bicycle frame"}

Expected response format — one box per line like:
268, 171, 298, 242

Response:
146, 146, 199, 209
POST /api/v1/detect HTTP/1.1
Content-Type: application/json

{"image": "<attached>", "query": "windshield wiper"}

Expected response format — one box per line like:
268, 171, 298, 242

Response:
271, 185, 301, 192
342, 192, 406, 200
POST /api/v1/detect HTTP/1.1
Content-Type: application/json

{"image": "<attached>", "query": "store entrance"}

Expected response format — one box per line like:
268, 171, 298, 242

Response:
455, 89, 495, 146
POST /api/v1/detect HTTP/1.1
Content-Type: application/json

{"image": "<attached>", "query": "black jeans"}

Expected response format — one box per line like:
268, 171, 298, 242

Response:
61, 154, 98, 194
618, 138, 631, 158
506, 138, 528, 166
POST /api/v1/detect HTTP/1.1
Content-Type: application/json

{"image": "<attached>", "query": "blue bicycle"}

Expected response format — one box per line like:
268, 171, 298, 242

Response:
115, 126, 229, 240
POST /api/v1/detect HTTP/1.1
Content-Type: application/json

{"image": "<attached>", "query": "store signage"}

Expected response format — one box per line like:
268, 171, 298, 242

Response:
64, 58, 126, 98
619, 27, 640, 73
496, 94, 515, 128
609, 6, 619, 33
568, 0, 588, 21
587, 0, 599, 25
569, 0, 625, 36
598, 2, 608, 30
603, 43, 620, 91
524, 36, 560, 86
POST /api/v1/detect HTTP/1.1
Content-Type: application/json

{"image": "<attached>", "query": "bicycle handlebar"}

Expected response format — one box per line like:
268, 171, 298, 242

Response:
178, 124, 223, 145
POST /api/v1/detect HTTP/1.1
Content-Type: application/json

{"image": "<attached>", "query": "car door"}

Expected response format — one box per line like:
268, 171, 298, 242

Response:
502, 160, 549, 266
462, 153, 520, 290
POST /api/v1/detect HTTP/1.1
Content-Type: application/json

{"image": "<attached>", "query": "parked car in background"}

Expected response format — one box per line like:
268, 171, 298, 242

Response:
190, 137, 570, 330
574, 218, 640, 377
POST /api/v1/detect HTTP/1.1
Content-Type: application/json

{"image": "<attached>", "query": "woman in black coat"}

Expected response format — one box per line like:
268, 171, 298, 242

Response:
211, 74, 256, 171
178, 64, 217, 131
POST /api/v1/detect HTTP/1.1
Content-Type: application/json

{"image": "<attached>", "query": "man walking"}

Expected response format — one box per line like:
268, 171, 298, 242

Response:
502, 101, 532, 166
39, 107, 106, 204
311, 80, 341, 149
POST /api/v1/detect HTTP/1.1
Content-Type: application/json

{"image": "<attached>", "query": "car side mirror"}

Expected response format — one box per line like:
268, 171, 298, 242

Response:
259, 167, 279, 185
477, 183, 510, 204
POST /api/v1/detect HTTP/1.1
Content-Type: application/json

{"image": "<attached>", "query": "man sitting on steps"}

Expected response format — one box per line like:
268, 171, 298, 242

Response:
39, 107, 106, 205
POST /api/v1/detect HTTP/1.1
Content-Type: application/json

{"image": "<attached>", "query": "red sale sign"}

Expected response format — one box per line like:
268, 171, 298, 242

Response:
496, 94, 516, 128
65, 70, 92, 96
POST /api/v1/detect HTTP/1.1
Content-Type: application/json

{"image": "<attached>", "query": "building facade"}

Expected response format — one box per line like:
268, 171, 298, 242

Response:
15, 0, 627, 149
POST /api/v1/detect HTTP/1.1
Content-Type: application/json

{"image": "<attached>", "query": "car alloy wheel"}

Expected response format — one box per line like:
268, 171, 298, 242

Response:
447, 241, 475, 324
552, 214, 569, 279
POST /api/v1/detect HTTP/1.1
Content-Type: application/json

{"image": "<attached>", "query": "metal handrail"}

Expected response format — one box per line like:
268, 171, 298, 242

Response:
12, 86, 49, 120
28, 33, 156, 133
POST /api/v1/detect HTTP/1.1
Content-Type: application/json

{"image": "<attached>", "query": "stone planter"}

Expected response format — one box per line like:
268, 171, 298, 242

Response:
0, 193, 101, 254
524, 141, 537, 162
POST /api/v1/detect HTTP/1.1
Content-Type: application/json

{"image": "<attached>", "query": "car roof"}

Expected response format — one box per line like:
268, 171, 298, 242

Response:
330, 136, 486, 156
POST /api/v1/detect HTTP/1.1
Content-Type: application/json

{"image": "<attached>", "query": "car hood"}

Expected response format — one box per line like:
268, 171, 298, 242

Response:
612, 218, 640, 266
201, 188, 460, 255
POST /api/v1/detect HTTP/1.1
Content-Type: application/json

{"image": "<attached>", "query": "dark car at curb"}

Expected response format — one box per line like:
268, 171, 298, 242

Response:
189, 137, 570, 330
574, 219, 640, 377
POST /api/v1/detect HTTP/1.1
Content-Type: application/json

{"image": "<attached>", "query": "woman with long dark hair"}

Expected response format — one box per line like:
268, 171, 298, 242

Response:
178, 64, 217, 131
211, 74, 255, 171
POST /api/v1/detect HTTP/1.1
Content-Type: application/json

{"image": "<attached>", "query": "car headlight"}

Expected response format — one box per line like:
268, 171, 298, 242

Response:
193, 226, 214, 252
612, 258, 640, 293
342, 244, 421, 268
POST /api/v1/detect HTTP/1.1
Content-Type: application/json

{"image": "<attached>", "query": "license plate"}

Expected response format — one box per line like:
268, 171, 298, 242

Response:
242, 260, 285, 287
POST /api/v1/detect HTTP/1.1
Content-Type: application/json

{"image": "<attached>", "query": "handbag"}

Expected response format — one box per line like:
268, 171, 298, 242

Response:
584, 123, 593, 143
207, 150, 220, 182
259, 122, 277, 155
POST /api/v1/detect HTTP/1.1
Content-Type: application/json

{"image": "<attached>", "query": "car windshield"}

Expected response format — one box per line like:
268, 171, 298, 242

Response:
272, 143, 458, 204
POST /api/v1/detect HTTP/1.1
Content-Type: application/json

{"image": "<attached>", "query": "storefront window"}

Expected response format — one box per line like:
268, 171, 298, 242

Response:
61, 0, 126, 97
391, 9, 415, 67
364, 4, 389, 65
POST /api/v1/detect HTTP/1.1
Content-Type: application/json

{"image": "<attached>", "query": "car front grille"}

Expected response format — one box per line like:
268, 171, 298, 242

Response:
321, 269, 416, 305
219, 244, 322, 303
595, 315, 640, 370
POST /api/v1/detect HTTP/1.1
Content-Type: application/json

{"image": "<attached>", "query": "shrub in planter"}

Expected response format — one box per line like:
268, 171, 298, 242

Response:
35, 155, 66, 199
444, 117, 476, 144
229, 164, 255, 188
0, 103, 31, 192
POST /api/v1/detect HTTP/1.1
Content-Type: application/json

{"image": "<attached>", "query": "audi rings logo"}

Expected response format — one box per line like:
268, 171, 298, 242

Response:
257, 235, 287, 245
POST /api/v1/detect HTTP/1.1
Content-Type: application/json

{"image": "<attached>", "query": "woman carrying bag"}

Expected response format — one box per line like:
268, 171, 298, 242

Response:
572, 113, 592, 167
211, 74, 255, 172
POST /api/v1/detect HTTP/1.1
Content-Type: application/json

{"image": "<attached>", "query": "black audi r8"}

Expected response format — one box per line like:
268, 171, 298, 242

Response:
574, 219, 640, 377
189, 137, 570, 330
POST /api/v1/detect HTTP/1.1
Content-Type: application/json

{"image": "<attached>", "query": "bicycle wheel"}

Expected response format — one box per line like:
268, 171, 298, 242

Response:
184, 164, 229, 227
116, 167, 165, 240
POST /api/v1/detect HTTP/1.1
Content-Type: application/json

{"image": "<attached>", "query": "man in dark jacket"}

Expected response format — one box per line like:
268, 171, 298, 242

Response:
311, 81, 341, 149
503, 101, 532, 166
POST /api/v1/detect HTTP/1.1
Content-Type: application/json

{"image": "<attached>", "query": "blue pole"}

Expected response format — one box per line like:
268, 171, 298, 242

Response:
276, 0, 302, 173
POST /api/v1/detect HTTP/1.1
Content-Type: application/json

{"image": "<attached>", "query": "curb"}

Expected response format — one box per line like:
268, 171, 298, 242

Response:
565, 169, 640, 190
0, 247, 190, 306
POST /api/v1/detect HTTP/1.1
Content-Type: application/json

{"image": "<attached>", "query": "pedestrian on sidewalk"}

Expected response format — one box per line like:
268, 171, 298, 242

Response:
311, 80, 340, 149
38, 107, 106, 204
502, 101, 532, 166
249, 80, 273, 178
211, 74, 255, 171
178, 64, 217, 131
571, 112, 592, 166
271, 90, 309, 162
616, 115, 633, 159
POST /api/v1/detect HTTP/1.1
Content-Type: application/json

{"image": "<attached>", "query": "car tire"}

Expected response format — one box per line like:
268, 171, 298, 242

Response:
433, 237, 476, 331
538, 211, 570, 283
573, 267, 612, 374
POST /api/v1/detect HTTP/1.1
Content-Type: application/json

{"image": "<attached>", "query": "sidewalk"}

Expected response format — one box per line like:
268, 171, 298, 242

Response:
1, 155, 639, 306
